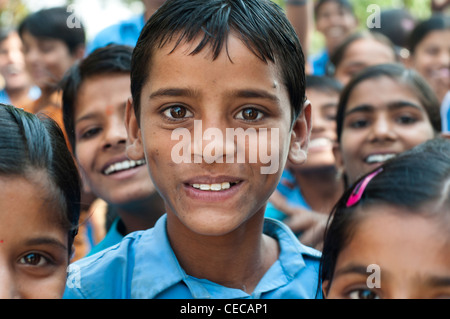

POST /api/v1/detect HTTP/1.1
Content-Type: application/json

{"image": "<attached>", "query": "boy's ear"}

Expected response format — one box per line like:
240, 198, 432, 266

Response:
125, 97, 145, 161
288, 100, 312, 165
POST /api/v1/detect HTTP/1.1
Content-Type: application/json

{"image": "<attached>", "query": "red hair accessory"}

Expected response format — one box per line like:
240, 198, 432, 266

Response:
346, 168, 383, 207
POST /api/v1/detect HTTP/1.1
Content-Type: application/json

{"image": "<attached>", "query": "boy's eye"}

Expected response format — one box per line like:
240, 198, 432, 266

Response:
19, 253, 48, 267
236, 108, 264, 121
348, 288, 380, 300
162, 105, 193, 120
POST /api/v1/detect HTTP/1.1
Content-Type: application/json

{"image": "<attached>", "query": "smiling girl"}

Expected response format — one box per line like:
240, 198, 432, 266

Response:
334, 63, 441, 185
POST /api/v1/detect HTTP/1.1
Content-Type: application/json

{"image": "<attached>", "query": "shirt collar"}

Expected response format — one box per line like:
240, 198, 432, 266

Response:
130, 215, 320, 298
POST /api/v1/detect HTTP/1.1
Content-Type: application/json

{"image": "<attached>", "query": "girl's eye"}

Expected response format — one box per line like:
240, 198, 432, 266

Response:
80, 127, 101, 140
162, 105, 193, 120
348, 119, 369, 129
348, 289, 380, 300
19, 253, 48, 267
236, 108, 264, 121
396, 115, 417, 125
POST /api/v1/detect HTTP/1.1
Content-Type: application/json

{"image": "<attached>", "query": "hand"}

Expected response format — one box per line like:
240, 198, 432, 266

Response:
269, 190, 329, 250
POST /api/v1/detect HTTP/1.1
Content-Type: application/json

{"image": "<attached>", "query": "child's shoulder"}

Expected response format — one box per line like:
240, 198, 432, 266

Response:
64, 229, 149, 298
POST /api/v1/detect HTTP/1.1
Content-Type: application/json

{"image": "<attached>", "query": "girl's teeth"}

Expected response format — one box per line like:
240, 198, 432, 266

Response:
366, 154, 396, 164
192, 182, 232, 191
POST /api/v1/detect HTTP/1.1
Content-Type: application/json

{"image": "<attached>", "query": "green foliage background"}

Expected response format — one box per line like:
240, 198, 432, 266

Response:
274, 0, 432, 54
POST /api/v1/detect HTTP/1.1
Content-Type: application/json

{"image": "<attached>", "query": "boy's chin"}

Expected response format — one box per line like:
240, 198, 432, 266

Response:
173, 210, 258, 237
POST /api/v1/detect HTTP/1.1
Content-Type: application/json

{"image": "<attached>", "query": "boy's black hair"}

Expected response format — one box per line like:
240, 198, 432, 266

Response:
319, 137, 450, 297
335, 63, 442, 142
408, 14, 450, 54
0, 104, 81, 257
18, 7, 85, 54
314, 0, 355, 19
61, 44, 133, 150
131, 0, 306, 125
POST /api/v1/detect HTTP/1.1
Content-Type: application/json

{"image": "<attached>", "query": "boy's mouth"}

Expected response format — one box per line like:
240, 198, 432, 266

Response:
103, 159, 146, 175
190, 181, 240, 191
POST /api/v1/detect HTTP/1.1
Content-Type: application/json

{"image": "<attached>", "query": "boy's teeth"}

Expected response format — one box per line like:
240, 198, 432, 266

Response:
366, 154, 396, 164
104, 159, 146, 175
191, 182, 232, 191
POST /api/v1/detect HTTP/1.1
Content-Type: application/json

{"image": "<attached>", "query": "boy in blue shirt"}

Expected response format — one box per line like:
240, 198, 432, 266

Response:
64, 0, 321, 299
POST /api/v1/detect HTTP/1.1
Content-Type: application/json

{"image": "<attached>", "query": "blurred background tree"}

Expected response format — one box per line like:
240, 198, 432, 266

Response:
0, 0, 29, 28
274, 0, 433, 54
0, 0, 438, 53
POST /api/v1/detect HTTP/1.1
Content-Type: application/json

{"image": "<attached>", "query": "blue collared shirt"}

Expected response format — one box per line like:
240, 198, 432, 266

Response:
265, 170, 311, 222
64, 214, 321, 299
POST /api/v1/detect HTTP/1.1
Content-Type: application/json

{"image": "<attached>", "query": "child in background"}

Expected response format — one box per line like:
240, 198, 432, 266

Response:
406, 14, 450, 132
64, 0, 321, 299
333, 63, 441, 186
329, 31, 397, 85
0, 28, 40, 107
309, 0, 358, 76
0, 103, 80, 298
61, 44, 165, 257
320, 137, 450, 299
18, 7, 85, 134
266, 75, 345, 249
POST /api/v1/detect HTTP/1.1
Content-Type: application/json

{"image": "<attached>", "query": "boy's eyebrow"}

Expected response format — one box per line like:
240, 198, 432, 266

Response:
149, 88, 199, 99
228, 88, 280, 103
345, 101, 425, 116
149, 87, 280, 103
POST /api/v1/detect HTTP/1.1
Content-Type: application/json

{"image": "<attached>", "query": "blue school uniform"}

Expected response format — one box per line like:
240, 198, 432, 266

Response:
64, 214, 322, 299
86, 218, 123, 257
265, 170, 311, 222
441, 91, 450, 133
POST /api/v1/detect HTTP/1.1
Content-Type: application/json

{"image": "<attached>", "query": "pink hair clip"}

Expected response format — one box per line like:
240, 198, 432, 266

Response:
346, 168, 383, 207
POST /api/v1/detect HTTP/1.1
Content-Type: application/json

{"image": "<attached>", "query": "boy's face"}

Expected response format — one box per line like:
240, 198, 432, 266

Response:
21, 31, 82, 90
0, 32, 31, 91
74, 73, 156, 205
316, 1, 357, 52
126, 35, 310, 236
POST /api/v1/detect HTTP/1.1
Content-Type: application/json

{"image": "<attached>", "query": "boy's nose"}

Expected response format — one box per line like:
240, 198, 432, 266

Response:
192, 119, 236, 164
